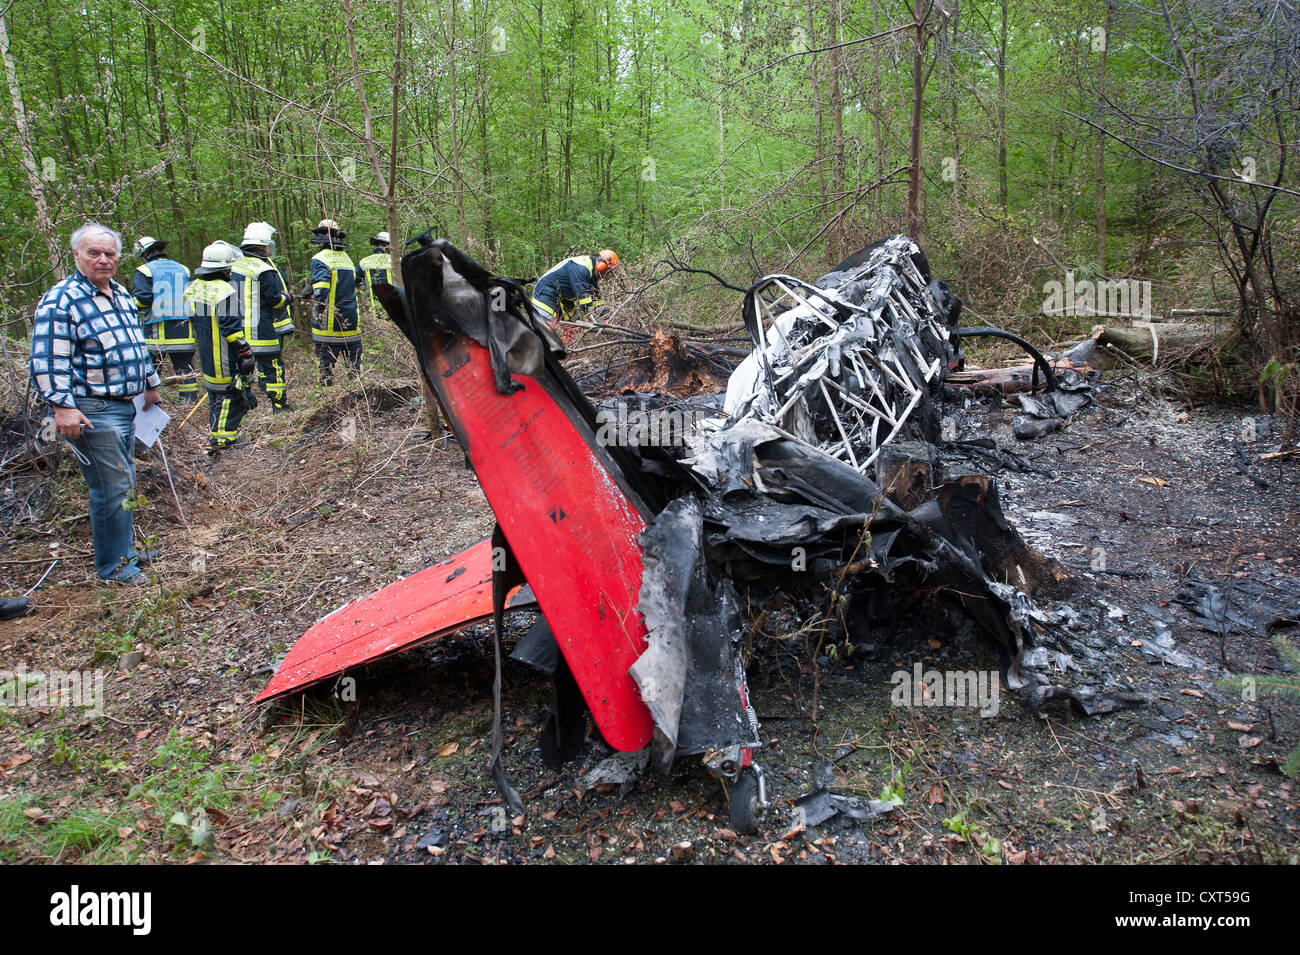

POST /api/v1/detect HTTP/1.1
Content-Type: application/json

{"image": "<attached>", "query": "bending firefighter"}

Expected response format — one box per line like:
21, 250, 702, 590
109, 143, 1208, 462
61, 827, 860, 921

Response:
232, 221, 295, 412
356, 231, 393, 320
133, 236, 197, 404
308, 219, 360, 384
530, 249, 619, 326
186, 241, 257, 452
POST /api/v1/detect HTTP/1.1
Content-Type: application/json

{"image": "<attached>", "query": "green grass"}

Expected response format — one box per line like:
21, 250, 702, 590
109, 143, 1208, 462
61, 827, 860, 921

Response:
0, 791, 129, 862
0, 792, 37, 860
46, 810, 123, 858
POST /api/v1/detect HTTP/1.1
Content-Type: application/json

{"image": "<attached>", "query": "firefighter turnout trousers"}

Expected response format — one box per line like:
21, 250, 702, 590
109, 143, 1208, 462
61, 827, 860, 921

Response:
315, 341, 362, 385
256, 353, 287, 408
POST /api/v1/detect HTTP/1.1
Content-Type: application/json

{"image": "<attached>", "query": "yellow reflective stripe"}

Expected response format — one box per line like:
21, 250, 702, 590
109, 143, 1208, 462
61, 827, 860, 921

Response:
147, 323, 195, 346
313, 281, 330, 290
531, 297, 556, 317
328, 270, 338, 332
210, 310, 223, 380
243, 279, 256, 341
225, 331, 243, 342
265, 358, 286, 394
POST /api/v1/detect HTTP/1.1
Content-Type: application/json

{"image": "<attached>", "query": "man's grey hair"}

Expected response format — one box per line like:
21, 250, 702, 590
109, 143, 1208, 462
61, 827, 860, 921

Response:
70, 222, 123, 255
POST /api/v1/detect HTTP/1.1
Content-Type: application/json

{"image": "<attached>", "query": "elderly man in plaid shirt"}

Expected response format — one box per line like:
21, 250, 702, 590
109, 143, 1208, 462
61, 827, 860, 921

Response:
29, 222, 163, 585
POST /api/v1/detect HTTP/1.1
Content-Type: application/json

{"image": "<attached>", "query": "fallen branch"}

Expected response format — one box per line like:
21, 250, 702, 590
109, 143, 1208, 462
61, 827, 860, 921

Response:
668, 318, 745, 335
946, 358, 1090, 395
1091, 321, 1236, 361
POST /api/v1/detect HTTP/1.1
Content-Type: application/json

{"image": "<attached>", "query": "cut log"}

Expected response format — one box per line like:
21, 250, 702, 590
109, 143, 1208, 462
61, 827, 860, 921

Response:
1091, 322, 1237, 363
946, 358, 1091, 395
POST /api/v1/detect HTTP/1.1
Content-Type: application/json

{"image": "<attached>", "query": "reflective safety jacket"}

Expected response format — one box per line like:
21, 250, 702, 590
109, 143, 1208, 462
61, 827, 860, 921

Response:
356, 251, 393, 317
530, 255, 603, 323
310, 249, 359, 343
185, 277, 245, 391
232, 252, 294, 353
134, 256, 195, 352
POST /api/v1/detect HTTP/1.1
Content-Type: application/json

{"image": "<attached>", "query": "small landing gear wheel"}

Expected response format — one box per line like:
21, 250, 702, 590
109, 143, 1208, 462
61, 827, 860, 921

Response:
729, 770, 761, 835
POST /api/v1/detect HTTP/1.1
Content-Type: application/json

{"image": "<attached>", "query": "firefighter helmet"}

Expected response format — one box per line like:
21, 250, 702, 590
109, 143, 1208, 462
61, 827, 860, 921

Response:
370, 231, 391, 246
241, 221, 277, 254
133, 236, 166, 258
595, 249, 619, 273
195, 240, 242, 276
309, 218, 348, 248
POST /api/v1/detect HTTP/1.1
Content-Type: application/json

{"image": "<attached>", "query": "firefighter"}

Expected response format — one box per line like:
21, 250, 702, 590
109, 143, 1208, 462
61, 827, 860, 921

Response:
530, 249, 619, 326
186, 240, 256, 453
132, 236, 197, 404
308, 219, 360, 384
356, 231, 393, 320
232, 221, 295, 413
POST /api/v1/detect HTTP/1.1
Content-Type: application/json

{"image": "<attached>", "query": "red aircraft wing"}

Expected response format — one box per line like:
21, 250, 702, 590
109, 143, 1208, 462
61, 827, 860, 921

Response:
254, 539, 529, 703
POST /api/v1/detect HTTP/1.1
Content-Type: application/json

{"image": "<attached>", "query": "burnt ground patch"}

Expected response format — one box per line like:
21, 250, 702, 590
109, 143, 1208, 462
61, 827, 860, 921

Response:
1, 352, 1296, 864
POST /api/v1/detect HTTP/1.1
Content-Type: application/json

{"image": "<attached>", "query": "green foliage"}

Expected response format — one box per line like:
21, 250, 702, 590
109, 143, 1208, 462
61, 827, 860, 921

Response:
942, 810, 1003, 862
50, 732, 79, 770
0, 0, 1222, 310
880, 761, 910, 806
130, 729, 235, 852
1218, 634, 1300, 779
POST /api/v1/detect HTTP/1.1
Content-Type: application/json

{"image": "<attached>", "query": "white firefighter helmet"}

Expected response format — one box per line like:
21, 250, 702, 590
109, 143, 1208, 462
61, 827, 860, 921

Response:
370, 231, 391, 246
309, 218, 347, 248
195, 240, 243, 276
241, 221, 277, 254
133, 236, 165, 258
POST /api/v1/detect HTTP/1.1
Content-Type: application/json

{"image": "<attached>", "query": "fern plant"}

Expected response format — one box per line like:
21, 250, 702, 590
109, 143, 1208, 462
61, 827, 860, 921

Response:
1219, 634, 1300, 779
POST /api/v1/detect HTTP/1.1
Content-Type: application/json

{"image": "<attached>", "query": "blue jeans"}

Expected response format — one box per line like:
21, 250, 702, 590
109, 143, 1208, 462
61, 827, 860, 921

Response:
69, 397, 139, 579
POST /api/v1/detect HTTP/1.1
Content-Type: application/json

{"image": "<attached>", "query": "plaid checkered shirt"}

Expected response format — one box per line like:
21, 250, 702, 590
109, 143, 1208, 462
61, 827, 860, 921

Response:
30, 270, 162, 409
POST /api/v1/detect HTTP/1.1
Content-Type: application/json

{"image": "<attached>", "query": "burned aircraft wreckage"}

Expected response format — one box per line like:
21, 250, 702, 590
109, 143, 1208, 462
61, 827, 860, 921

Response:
257, 234, 1138, 830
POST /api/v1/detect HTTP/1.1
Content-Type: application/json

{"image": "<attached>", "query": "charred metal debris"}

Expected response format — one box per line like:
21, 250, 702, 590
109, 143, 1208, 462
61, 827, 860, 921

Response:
372, 233, 1136, 822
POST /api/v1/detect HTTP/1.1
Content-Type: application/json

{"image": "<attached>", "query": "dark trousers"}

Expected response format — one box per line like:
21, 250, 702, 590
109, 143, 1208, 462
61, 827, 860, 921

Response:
255, 353, 288, 408
155, 350, 198, 402
207, 387, 249, 447
315, 341, 362, 385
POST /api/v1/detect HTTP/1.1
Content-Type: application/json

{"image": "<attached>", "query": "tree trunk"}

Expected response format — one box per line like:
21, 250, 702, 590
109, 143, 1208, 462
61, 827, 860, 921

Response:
1, 8, 62, 280
143, 14, 187, 261
996, 0, 1007, 213
447, 0, 467, 244
829, 0, 846, 260
1095, 5, 1111, 271
907, 3, 930, 238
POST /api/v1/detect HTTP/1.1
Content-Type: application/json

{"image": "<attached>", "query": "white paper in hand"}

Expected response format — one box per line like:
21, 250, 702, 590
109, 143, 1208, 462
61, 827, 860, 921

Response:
133, 393, 171, 447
